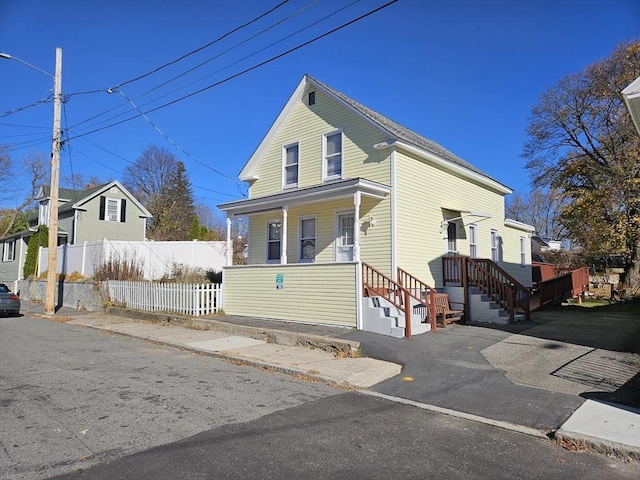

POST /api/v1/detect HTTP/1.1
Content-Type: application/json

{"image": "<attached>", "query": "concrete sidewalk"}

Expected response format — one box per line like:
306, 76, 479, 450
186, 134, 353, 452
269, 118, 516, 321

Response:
23, 301, 640, 462
64, 312, 401, 389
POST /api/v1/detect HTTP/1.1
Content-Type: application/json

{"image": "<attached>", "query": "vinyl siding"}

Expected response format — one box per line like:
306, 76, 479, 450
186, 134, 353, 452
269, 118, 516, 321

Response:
74, 189, 147, 243
395, 149, 507, 287
223, 263, 357, 327
245, 195, 391, 269
499, 223, 533, 287
249, 88, 391, 198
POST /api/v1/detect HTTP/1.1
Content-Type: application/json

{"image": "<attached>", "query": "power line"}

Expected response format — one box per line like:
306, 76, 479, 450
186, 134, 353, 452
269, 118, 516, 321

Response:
116, 88, 245, 193
66, 0, 318, 133
111, 0, 291, 90
65, 0, 398, 142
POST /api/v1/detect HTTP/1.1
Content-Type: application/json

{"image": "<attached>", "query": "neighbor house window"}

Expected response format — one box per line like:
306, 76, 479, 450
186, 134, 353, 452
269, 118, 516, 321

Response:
299, 217, 316, 262
99, 196, 127, 223
267, 221, 281, 262
469, 224, 478, 258
283, 143, 299, 188
520, 236, 526, 267
491, 229, 499, 262
3, 240, 15, 262
323, 131, 342, 181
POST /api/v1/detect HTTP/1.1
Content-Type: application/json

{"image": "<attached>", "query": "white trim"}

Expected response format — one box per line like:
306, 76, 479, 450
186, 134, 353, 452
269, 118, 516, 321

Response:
504, 218, 535, 232
335, 210, 355, 262
298, 215, 317, 263
282, 142, 299, 189
219, 178, 390, 216
104, 197, 121, 222
266, 219, 282, 264
394, 141, 512, 195
322, 129, 343, 182
390, 147, 397, 281
520, 236, 526, 268
226, 216, 232, 266
491, 229, 499, 263
469, 224, 478, 259
281, 206, 288, 264
356, 260, 363, 330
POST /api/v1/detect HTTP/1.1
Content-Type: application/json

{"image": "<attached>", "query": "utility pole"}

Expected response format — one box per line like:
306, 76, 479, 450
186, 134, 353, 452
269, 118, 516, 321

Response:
45, 47, 62, 315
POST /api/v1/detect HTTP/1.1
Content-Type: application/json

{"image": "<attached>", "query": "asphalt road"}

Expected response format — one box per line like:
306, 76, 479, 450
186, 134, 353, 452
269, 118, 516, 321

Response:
0, 315, 337, 479
2, 314, 638, 479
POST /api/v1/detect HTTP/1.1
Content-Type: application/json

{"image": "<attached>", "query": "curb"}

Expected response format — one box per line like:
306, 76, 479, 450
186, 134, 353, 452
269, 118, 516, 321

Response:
105, 306, 361, 355
554, 430, 640, 463
83, 323, 358, 390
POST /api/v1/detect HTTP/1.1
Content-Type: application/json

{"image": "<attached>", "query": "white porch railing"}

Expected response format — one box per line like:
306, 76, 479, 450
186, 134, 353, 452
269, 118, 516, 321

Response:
105, 280, 222, 317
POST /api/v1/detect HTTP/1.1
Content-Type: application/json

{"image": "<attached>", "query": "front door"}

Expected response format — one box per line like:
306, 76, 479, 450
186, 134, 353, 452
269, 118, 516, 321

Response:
336, 212, 355, 262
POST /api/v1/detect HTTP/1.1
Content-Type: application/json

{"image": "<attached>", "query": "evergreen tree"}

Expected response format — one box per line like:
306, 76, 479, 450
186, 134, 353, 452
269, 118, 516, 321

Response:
23, 225, 49, 278
149, 161, 196, 240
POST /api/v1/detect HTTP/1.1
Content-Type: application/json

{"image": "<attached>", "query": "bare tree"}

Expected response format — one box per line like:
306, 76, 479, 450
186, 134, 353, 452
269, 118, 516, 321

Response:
122, 145, 178, 209
506, 188, 568, 240
1, 151, 47, 237
522, 40, 640, 285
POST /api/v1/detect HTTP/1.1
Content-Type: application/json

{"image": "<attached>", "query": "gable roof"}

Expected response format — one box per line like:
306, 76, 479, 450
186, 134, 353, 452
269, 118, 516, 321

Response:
239, 74, 510, 193
38, 181, 152, 217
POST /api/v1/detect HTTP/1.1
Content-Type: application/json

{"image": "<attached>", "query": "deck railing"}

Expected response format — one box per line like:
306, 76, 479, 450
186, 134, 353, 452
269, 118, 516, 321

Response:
443, 256, 530, 323
362, 263, 438, 336
397, 267, 437, 331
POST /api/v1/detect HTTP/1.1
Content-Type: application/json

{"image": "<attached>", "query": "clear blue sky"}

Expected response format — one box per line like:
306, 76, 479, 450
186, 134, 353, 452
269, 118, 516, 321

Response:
1, 0, 638, 216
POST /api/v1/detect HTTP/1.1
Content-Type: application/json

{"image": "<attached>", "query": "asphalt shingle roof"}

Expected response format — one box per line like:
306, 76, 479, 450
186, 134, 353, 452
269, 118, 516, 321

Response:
308, 75, 500, 183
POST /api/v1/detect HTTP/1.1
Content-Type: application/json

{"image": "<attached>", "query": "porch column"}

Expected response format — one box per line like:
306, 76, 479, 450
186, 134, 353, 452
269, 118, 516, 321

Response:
226, 215, 232, 266
353, 192, 361, 262
281, 205, 288, 264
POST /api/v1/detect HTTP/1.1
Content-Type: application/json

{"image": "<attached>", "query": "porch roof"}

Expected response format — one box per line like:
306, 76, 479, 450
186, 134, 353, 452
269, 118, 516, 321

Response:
218, 178, 390, 216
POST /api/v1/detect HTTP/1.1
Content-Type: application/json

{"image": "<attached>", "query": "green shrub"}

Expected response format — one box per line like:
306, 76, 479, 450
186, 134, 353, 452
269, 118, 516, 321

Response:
23, 225, 49, 278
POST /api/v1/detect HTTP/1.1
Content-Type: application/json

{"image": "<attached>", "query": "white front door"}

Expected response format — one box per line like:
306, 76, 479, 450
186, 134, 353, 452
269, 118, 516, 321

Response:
336, 212, 355, 262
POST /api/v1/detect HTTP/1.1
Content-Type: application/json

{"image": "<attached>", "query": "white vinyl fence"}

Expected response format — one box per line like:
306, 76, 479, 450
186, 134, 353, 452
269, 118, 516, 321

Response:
39, 239, 227, 280
105, 280, 223, 316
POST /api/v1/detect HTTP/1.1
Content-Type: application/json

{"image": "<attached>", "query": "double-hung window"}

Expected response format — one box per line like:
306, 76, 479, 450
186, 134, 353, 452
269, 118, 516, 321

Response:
323, 131, 342, 181
469, 224, 478, 258
299, 217, 316, 262
520, 236, 526, 267
267, 221, 281, 262
99, 196, 126, 223
447, 222, 457, 253
283, 143, 299, 188
3, 240, 15, 262
491, 229, 499, 263
336, 212, 355, 261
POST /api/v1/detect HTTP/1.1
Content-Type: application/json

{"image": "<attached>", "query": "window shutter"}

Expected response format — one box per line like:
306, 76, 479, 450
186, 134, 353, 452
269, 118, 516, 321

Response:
120, 199, 127, 223
99, 196, 105, 220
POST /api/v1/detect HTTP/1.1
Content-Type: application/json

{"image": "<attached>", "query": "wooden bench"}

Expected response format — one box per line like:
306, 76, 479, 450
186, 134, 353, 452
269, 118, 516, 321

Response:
433, 293, 463, 327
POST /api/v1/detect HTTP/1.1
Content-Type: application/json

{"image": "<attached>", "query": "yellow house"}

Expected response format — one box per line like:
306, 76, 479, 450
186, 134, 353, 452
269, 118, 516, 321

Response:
218, 75, 534, 337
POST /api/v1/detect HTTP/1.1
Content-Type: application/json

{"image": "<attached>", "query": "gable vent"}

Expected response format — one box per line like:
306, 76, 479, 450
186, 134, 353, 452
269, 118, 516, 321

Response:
308, 91, 316, 106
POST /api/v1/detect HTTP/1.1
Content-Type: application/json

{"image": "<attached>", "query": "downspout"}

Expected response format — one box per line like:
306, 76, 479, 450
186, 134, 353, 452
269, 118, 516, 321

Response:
390, 146, 397, 281
354, 192, 362, 330
226, 215, 232, 266
281, 205, 288, 264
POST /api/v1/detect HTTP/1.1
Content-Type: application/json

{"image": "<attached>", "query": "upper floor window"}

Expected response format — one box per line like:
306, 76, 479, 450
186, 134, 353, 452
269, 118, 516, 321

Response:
3, 240, 15, 262
469, 224, 478, 258
267, 221, 281, 263
491, 229, 499, 263
99, 196, 127, 223
299, 217, 316, 262
323, 131, 342, 181
283, 143, 299, 188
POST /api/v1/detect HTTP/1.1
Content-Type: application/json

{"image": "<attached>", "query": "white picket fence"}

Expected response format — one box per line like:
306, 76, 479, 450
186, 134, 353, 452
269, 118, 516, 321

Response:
105, 280, 223, 317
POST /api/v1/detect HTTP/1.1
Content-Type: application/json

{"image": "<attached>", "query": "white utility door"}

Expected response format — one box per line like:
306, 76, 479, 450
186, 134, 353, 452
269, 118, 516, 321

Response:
336, 212, 355, 262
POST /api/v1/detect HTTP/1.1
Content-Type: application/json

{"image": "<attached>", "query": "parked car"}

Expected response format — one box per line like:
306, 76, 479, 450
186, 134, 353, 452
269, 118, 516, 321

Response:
0, 283, 20, 316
